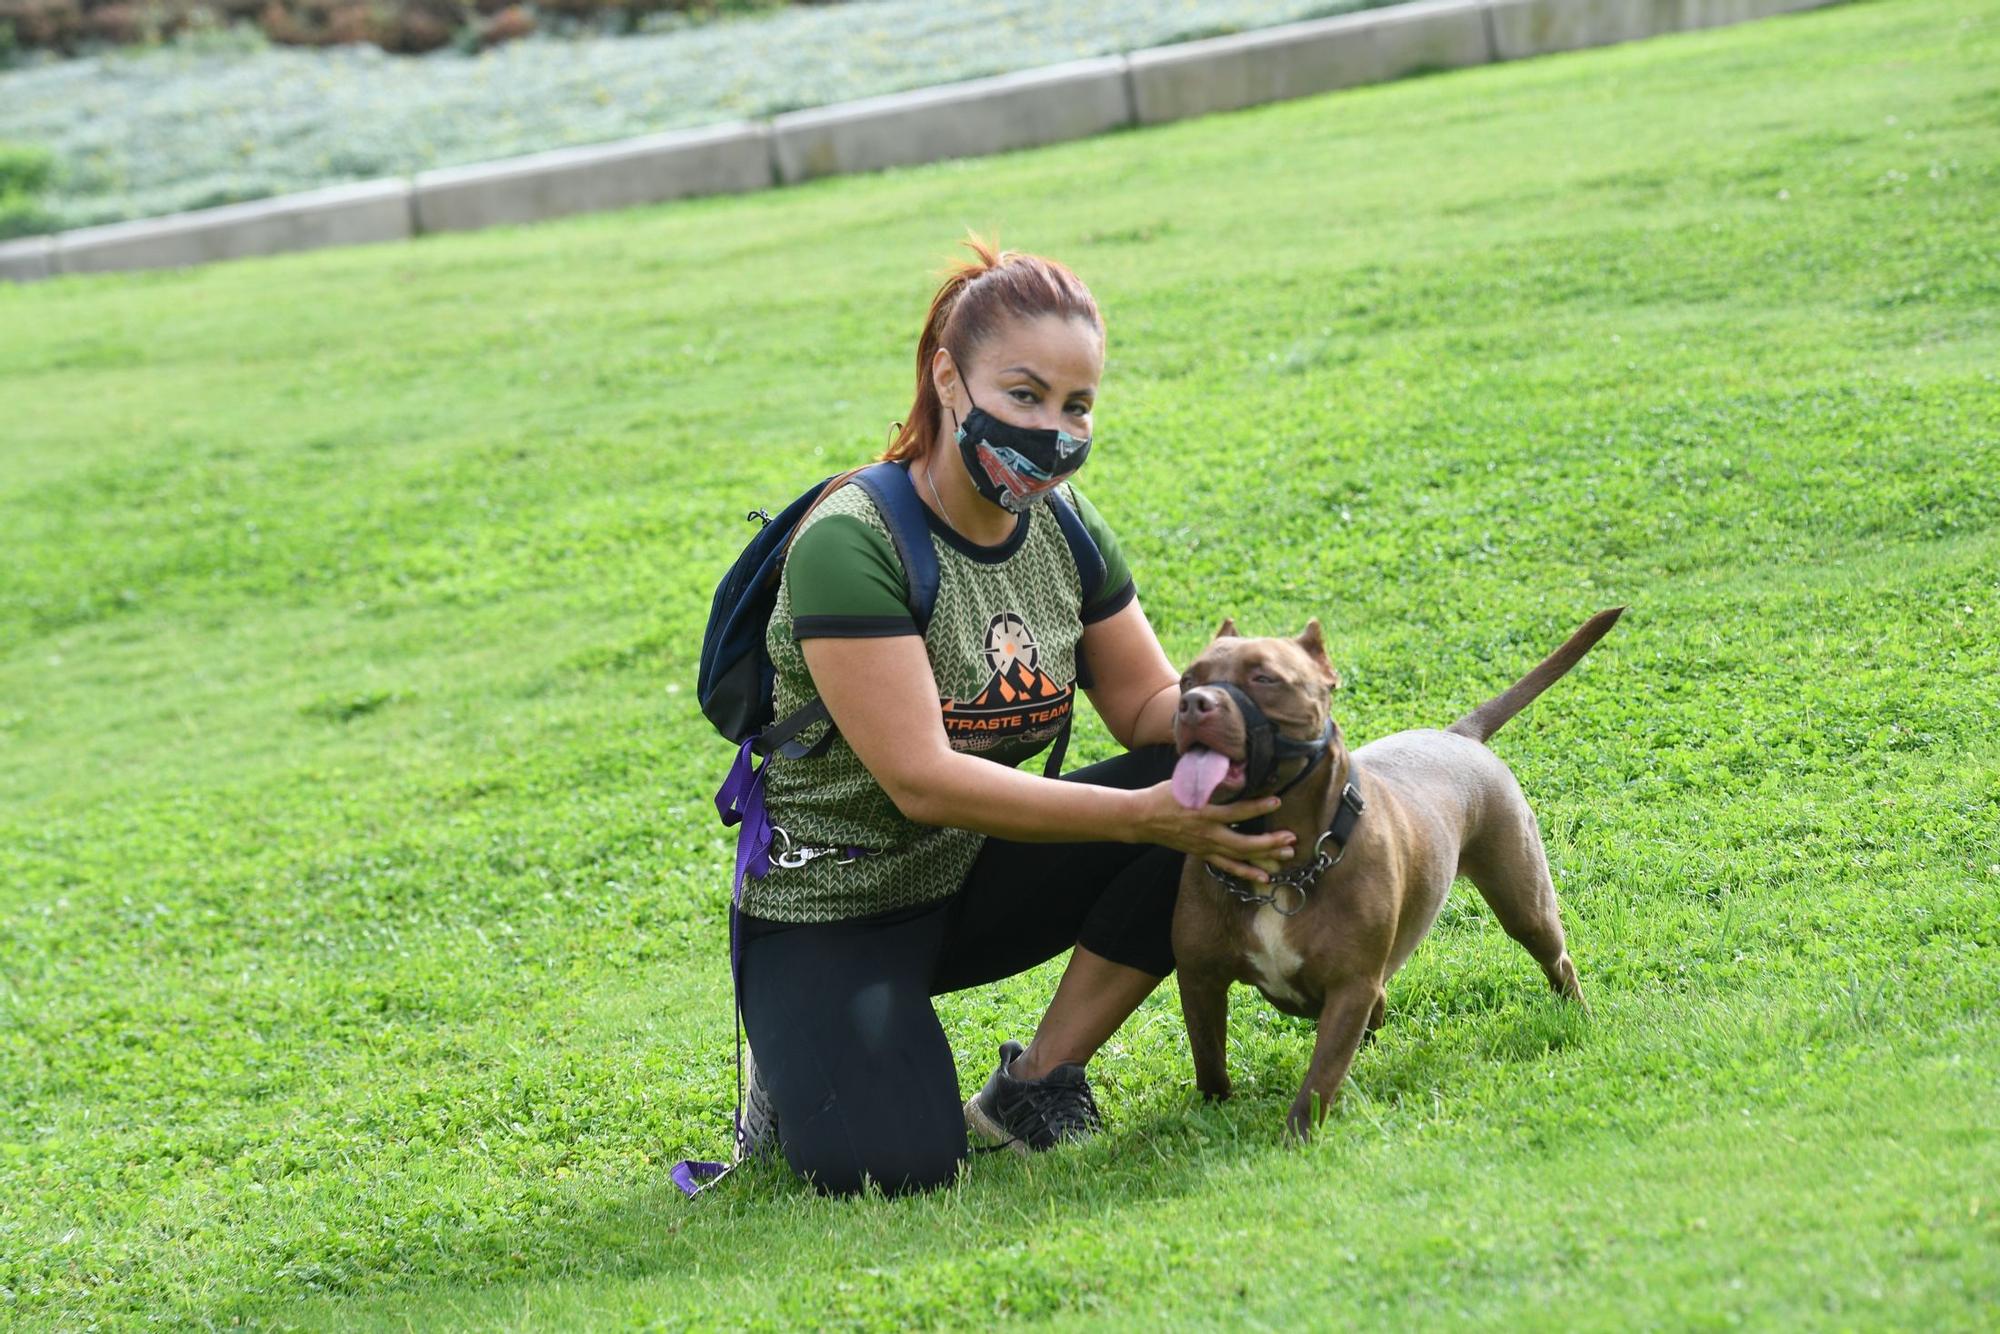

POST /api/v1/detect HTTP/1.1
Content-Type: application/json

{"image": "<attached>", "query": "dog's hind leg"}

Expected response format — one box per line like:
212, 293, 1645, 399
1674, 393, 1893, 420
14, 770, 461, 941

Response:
1176, 968, 1233, 1101
1460, 795, 1586, 1010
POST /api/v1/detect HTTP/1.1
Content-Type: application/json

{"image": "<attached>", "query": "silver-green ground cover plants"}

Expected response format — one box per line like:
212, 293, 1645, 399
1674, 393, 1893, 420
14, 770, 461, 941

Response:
0, 0, 1374, 230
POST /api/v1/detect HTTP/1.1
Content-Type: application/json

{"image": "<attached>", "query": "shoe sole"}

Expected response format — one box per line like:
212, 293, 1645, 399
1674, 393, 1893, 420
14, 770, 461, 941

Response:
963, 1096, 1033, 1158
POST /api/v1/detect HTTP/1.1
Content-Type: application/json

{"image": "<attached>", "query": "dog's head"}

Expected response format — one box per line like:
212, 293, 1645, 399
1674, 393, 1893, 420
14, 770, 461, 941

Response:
1171, 618, 1341, 808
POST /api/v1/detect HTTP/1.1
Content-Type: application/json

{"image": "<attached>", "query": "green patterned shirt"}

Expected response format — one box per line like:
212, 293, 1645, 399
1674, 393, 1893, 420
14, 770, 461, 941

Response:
741, 477, 1134, 923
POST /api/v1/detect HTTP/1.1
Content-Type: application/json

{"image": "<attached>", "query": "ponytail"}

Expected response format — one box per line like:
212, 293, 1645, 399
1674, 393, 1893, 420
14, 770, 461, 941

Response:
881, 233, 1103, 463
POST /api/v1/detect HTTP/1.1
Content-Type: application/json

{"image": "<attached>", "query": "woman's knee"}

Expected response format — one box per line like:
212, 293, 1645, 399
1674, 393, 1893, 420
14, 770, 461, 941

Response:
786, 1133, 966, 1198
780, 1083, 966, 1198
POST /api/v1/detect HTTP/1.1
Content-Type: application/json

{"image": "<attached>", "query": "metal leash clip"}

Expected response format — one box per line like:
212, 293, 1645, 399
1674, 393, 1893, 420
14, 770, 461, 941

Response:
768, 825, 864, 869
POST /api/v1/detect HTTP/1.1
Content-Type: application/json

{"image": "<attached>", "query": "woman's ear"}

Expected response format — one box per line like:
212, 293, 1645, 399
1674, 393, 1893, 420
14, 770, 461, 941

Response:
931, 346, 961, 412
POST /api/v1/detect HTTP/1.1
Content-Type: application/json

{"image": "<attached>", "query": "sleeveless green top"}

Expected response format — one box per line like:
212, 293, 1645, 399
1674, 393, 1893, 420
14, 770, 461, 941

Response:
741, 478, 1134, 923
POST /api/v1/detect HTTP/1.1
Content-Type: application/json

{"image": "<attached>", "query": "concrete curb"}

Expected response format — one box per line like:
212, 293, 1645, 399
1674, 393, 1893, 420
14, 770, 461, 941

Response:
412, 120, 772, 235
0, 233, 56, 283
770, 57, 1132, 186
2, 0, 1845, 284
1128, 0, 1491, 126
49, 178, 411, 277
1677, 0, 1837, 32
1485, 0, 1832, 61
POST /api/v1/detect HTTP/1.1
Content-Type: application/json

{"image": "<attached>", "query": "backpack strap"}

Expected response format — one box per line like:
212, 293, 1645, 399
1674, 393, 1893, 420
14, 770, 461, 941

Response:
1036, 488, 1105, 779
1045, 488, 1107, 608
850, 461, 942, 633
758, 696, 831, 761
756, 461, 939, 760
1044, 486, 1108, 710
777, 465, 868, 568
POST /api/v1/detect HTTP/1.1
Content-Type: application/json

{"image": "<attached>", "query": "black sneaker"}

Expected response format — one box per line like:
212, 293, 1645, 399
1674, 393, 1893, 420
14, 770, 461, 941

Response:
734, 1041, 779, 1162
963, 1039, 1103, 1156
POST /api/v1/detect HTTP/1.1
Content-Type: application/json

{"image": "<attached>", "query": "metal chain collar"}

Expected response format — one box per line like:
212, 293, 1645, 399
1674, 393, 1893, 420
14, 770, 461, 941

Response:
1202, 778, 1365, 917
1204, 826, 1349, 916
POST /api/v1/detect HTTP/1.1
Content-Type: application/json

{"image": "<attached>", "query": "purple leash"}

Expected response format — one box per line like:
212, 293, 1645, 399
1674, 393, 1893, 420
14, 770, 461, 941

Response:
670, 739, 772, 1199
670, 741, 871, 1199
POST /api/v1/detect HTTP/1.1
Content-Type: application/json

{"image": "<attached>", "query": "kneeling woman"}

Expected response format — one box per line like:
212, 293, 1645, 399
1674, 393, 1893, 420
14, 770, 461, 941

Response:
737, 237, 1294, 1196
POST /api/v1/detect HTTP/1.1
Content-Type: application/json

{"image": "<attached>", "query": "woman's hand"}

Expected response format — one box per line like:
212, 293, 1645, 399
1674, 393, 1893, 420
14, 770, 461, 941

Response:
1128, 784, 1296, 883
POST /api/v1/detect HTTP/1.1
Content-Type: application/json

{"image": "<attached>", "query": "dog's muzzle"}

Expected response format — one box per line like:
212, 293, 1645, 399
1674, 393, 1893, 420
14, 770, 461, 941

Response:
1195, 681, 1335, 799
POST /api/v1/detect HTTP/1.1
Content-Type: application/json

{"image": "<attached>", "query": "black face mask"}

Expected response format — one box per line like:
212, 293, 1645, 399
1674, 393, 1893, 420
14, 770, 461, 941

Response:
952, 393, 1092, 514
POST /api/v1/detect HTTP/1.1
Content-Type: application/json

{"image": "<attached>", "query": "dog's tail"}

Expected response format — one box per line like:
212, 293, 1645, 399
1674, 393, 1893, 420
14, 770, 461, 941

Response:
1447, 607, 1626, 744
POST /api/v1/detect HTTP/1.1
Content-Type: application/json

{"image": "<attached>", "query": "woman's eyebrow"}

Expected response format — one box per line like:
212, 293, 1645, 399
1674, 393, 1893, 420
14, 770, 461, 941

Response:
1000, 365, 1095, 397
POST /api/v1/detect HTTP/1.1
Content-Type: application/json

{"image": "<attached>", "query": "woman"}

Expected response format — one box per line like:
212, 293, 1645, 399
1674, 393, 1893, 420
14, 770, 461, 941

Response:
736, 236, 1295, 1197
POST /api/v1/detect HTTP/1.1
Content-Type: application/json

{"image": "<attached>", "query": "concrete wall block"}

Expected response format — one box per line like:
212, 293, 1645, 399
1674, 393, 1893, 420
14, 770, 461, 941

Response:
54, 179, 411, 275
1128, 0, 1491, 127
1674, 0, 1838, 33
0, 234, 56, 284
1486, 0, 1682, 61
412, 121, 771, 235
1365, 0, 1495, 80
770, 57, 1131, 185
1129, 17, 1382, 125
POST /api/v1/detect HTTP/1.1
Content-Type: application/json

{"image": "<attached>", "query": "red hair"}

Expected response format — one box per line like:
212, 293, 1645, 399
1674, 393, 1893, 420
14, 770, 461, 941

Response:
881, 234, 1104, 463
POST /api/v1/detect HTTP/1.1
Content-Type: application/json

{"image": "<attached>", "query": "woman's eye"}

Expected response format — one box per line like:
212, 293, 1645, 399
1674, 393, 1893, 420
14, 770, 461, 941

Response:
1010, 389, 1038, 404
1067, 402, 1090, 416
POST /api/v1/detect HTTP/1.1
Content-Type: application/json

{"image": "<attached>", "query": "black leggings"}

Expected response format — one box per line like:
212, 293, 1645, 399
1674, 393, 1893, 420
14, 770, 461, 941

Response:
735, 744, 1181, 1197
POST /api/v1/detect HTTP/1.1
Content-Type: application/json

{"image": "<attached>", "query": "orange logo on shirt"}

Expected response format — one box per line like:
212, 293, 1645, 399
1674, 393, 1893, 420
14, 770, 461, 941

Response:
940, 612, 1073, 749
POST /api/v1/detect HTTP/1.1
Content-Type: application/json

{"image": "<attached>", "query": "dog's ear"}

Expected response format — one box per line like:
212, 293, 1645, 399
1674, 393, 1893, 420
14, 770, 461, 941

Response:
1296, 618, 1329, 661
1213, 617, 1238, 641
1297, 618, 1340, 689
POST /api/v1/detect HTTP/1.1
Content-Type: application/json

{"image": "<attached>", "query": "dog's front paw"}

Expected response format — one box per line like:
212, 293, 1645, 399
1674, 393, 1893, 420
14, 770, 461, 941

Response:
1284, 1095, 1321, 1145
1196, 1077, 1232, 1103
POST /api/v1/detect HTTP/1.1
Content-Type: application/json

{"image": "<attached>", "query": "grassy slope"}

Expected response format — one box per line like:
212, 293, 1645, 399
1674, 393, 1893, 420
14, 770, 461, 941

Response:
2, 0, 1996, 1326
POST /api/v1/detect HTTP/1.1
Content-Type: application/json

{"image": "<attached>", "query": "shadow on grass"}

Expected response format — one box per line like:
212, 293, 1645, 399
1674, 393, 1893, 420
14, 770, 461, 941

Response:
228, 995, 1593, 1329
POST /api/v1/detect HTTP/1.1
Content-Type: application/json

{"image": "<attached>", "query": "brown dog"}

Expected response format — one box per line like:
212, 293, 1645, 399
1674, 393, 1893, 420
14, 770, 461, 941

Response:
1169, 608, 1623, 1140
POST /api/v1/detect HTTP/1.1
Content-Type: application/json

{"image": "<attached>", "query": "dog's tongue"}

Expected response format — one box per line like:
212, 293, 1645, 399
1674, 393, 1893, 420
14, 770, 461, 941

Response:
1172, 747, 1234, 809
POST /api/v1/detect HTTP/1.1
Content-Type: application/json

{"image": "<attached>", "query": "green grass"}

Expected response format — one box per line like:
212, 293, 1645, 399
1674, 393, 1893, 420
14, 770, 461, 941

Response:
2, 0, 1997, 1326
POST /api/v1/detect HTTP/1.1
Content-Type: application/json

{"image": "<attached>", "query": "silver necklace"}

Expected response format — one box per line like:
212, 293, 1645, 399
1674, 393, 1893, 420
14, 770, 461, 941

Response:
921, 458, 959, 530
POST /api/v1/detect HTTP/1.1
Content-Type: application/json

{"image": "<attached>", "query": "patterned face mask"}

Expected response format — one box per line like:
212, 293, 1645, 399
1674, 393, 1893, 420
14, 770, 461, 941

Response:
952, 393, 1092, 514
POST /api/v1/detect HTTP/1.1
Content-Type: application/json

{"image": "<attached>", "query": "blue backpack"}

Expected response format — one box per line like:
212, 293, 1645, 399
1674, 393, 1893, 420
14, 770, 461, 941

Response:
695, 459, 1105, 775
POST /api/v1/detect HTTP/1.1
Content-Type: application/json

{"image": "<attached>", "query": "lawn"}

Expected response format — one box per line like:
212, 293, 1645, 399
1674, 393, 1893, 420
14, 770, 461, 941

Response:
1, 0, 1996, 1326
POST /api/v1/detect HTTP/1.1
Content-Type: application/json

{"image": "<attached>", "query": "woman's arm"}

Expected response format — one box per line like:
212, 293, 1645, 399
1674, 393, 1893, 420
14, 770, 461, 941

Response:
1078, 598, 1181, 749
800, 634, 1296, 881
